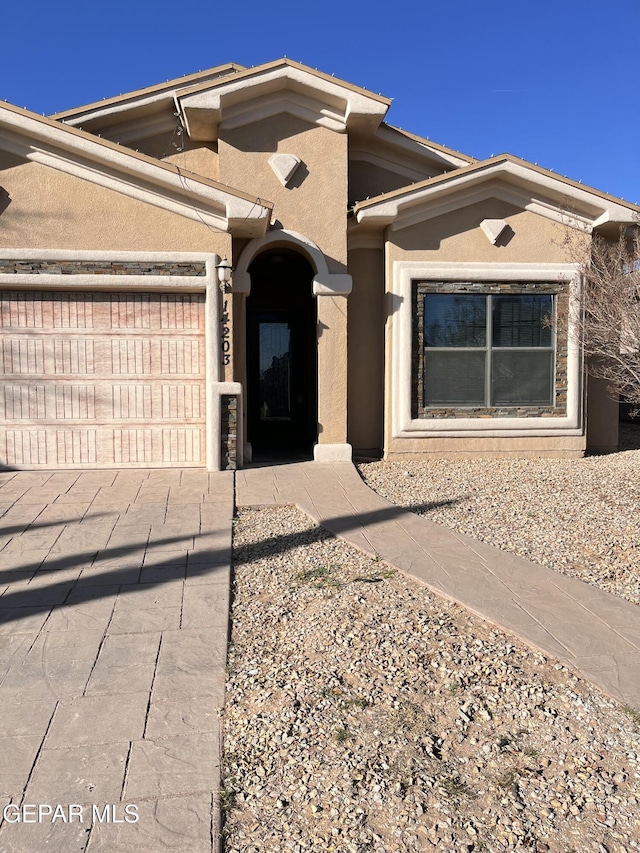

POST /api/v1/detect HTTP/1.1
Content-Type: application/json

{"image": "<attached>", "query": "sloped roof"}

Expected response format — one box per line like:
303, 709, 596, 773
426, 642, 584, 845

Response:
0, 100, 272, 236
9, 62, 635, 238
380, 124, 475, 169
175, 58, 391, 141
354, 154, 640, 231
52, 63, 245, 125
50, 59, 473, 177
349, 124, 475, 194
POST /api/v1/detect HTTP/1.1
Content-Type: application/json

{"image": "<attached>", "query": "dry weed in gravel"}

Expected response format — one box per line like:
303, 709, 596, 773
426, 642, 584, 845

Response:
358, 429, 640, 607
223, 506, 640, 853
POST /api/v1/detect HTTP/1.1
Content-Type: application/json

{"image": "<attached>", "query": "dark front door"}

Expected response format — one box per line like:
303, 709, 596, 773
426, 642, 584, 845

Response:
246, 251, 317, 454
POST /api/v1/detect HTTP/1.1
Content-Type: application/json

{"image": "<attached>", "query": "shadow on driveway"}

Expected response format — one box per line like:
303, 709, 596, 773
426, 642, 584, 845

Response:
0, 499, 461, 628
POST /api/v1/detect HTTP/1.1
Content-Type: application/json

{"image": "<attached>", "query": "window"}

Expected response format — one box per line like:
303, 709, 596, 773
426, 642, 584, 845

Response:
421, 292, 555, 408
258, 321, 291, 420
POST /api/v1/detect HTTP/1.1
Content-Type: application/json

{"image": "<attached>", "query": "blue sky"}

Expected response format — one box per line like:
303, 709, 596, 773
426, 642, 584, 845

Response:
3, 0, 639, 204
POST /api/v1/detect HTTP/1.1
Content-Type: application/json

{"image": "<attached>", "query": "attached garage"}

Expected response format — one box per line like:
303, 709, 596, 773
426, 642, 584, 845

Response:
0, 290, 206, 469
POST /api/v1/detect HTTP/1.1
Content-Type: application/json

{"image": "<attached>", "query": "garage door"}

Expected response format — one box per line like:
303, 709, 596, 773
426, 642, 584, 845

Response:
0, 291, 206, 468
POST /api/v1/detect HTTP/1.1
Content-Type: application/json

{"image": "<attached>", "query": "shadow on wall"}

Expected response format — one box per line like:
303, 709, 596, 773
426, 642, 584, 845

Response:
618, 419, 640, 451
0, 187, 11, 215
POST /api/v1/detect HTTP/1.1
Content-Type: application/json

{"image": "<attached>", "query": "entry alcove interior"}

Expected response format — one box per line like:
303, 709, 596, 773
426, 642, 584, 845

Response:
246, 249, 317, 453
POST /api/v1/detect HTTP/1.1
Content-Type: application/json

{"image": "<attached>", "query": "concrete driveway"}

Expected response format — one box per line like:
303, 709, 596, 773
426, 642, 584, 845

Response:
3, 460, 640, 852
0, 468, 232, 853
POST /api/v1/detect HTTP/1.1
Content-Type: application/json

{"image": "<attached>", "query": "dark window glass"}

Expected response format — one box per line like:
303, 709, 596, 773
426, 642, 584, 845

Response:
424, 295, 486, 347
492, 295, 552, 347
424, 351, 486, 405
492, 351, 554, 404
419, 289, 556, 409
259, 322, 291, 420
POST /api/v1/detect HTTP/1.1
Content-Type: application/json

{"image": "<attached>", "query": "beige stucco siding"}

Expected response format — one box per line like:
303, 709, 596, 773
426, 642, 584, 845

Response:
220, 115, 350, 453
348, 161, 430, 208
164, 146, 219, 182
218, 115, 348, 267
0, 158, 229, 255
389, 200, 573, 264
586, 375, 619, 453
383, 436, 586, 459
347, 247, 384, 453
315, 295, 347, 445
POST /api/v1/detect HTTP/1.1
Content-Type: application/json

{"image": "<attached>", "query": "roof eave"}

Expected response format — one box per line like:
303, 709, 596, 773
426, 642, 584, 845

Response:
51, 63, 246, 125
378, 123, 475, 168
176, 59, 391, 142
354, 155, 640, 231
0, 101, 272, 237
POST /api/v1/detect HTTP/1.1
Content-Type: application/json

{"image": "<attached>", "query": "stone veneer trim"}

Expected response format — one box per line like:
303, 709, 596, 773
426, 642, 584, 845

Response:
390, 261, 583, 439
220, 394, 238, 470
0, 260, 207, 276
413, 281, 569, 419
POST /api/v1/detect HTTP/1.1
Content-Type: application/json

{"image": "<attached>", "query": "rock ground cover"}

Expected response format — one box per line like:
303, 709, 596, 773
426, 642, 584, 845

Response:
358, 424, 640, 607
223, 482, 640, 852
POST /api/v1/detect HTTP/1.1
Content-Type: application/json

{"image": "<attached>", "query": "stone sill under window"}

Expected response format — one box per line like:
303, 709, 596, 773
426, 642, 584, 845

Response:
416, 405, 568, 419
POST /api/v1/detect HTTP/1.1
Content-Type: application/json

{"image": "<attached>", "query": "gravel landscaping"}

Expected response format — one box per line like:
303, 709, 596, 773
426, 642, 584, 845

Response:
358, 423, 640, 607
222, 425, 640, 852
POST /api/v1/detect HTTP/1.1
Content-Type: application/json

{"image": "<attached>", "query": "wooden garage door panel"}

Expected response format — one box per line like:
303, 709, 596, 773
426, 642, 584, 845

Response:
1, 338, 204, 377
1, 382, 205, 421
0, 291, 203, 330
0, 291, 206, 469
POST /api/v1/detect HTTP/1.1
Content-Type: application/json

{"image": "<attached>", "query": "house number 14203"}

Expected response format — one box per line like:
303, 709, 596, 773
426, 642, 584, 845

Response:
221, 299, 231, 366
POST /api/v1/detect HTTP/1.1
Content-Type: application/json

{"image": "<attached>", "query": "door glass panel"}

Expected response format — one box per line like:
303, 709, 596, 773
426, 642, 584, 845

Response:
259, 322, 291, 420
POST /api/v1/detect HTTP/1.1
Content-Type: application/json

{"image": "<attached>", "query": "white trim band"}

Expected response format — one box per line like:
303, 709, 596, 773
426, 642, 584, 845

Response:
391, 261, 583, 439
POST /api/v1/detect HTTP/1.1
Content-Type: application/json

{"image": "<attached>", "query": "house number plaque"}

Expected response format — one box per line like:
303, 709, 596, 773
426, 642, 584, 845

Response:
221, 298, 231, 366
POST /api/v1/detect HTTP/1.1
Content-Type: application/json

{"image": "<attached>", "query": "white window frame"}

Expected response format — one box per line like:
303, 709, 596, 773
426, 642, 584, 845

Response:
391, 261, 583, 438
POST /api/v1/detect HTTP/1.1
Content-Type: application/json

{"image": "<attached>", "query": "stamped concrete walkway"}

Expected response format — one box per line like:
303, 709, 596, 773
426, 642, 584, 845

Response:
236, 461, 640, 710
2, 461, 639, 852
0, 469, 232, 853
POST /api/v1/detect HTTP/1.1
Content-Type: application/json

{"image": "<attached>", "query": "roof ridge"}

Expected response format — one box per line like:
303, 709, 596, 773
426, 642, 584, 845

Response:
174, 57, 392, 106
51, 63, 246, 120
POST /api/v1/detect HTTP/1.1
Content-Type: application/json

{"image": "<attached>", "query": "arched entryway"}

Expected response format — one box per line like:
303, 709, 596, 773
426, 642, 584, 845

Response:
246, 249, 317, 455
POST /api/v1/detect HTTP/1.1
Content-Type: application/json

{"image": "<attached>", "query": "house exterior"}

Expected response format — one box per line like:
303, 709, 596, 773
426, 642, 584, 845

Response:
1, 59, 637, 470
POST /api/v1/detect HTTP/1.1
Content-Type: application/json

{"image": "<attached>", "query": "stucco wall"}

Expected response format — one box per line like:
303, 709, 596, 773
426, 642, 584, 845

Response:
383, 435, 586, 459
347, 247, 384, 454
317, 295, 348, 445
389, 200, 573, 264
163, 146, 219, 182
0, 156, 229, 254
220, 115, 350, 452
586, 375, 619, 453
348, 160, 430, 209
218, 115, 348, 267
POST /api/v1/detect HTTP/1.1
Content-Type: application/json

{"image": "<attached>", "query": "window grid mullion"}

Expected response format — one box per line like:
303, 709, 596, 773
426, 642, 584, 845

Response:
419, 286, 557, 410
551, 295, 557, 399
486, 294, 492, 407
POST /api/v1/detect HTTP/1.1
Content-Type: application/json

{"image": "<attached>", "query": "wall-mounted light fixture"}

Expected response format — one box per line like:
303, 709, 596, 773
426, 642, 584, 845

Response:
216, 257, 233, 292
